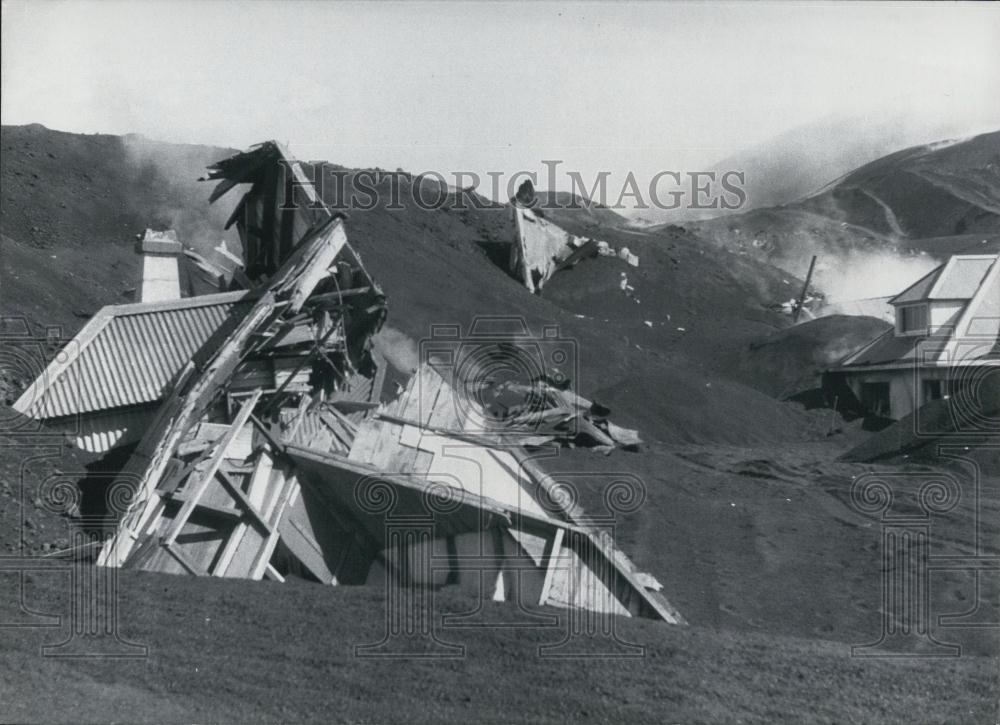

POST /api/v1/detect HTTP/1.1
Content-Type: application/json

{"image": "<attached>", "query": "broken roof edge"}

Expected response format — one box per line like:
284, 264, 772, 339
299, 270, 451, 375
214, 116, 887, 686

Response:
287, 444, 560, 530
204, 140, 380, 293
99, 214, 372, 568
286, 443, 685, 624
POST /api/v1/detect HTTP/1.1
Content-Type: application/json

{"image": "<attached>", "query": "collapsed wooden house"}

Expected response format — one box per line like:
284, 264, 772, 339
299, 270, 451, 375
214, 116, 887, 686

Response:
15, 142, 684, 625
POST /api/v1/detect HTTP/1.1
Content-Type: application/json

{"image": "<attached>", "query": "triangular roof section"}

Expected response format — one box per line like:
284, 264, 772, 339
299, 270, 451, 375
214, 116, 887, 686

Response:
889, 265, 943, 305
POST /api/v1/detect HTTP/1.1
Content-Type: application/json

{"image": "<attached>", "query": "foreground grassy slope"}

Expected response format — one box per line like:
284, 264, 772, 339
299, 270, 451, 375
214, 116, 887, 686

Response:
1, 568, 995, 724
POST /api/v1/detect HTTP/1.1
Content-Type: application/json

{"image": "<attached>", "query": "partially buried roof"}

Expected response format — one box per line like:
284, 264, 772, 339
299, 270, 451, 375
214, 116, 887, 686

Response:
836, 329, 948, 368
14, 291, 254, 420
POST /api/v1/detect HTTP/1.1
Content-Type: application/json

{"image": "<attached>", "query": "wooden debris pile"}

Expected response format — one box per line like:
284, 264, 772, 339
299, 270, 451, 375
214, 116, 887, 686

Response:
65, 141, 684, 624
447, 373, 642, 452
283, 364, 683, 621
97, 212, 385, 574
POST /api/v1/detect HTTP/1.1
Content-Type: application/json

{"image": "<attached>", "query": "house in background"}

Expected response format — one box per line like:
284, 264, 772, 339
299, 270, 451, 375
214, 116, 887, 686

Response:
828, 253, 999, 421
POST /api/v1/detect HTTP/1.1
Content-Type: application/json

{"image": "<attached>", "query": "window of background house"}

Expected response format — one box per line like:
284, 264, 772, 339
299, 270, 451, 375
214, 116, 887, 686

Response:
899, 304, 928, 334
923, 379, 942, 402
860, 382, 892, 418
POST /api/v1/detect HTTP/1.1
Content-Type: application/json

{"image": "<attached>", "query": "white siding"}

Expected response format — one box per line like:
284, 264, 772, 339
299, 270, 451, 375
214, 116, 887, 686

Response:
929, 301, 964, 332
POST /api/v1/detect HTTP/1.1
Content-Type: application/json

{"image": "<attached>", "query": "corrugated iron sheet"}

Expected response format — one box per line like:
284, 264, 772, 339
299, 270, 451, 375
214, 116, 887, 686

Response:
18, 293, 250, 420
71, 406, 157, 453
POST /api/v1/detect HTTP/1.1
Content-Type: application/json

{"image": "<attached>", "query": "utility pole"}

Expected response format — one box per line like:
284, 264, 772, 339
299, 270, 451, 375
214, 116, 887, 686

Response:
793, 255, 817, 323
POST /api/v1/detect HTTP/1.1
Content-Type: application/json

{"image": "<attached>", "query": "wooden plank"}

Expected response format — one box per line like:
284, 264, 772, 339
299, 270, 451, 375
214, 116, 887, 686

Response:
248, 469, 300, 580
318, 413, 353, 453
278, 220, 347, 313
165, 491, 244, 521
97, 296, 276, 567
366, 419, 404, 470
286, 393, 314, 441
323, 406, 359, 434
161, 391, 262, 547
287, 445, 526, 525
102, 211, 358, 566
161, 541, 209, 576
538, 527, 565, 606
215, 469, 272, 535
213, 451, 274, 576
345, 420, 380, 464
276, 499, 339, 584
249, 414, 286, 455
278, 143, 331, 213
328, 400, 378, 414
301, 287, 371, 305
177, 439, 211, 458
183, 422, 255, 461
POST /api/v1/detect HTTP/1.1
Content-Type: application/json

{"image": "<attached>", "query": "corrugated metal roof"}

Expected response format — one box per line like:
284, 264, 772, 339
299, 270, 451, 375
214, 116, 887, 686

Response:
15, 291, 254, 420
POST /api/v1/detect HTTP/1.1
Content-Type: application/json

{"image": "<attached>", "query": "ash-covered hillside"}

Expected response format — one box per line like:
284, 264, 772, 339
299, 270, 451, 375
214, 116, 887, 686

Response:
680, 130, 1000, 301
1, 125, 997, 723
1, 124, 838, 447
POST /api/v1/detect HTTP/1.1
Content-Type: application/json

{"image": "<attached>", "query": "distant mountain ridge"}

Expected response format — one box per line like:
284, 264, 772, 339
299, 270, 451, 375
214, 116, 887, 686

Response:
638, 114, 1000, 225
676, 130, 1000, 301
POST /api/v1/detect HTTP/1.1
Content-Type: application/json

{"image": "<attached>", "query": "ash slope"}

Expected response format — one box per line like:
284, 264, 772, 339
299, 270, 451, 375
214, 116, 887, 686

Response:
1, 569, 994, 724
1, 124, 996, 723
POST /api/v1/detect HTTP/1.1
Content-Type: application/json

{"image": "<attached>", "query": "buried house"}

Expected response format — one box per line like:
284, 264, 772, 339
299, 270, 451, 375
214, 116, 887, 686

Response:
507, 181, 633, 293
13, 142, 683, 625
826, 253, 1000, 421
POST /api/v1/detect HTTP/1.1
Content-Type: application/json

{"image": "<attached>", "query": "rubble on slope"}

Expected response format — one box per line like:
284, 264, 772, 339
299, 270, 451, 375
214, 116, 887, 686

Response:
14, 141, 683, 625
509, 180, 636, 293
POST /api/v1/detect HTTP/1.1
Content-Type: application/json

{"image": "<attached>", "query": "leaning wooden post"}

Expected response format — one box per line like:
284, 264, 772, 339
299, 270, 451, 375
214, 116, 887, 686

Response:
793, 255, 817, 323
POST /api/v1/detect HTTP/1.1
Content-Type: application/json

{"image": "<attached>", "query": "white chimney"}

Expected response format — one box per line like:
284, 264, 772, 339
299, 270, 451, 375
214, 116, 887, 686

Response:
135, 229, 183, 303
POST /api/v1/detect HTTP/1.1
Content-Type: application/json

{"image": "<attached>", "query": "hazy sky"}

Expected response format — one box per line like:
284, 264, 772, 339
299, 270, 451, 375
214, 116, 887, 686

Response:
3, 1, 999, 191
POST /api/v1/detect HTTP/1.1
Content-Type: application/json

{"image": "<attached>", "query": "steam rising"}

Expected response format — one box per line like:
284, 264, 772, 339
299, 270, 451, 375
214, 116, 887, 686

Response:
373, 325, 420, 375
814, 249, 938, 304
121, 134, 241, 259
